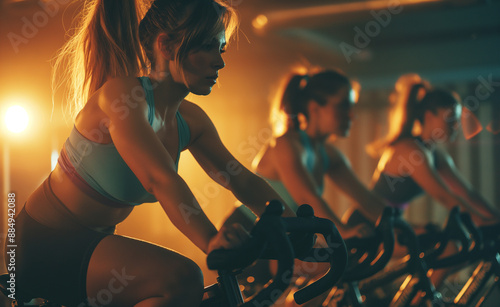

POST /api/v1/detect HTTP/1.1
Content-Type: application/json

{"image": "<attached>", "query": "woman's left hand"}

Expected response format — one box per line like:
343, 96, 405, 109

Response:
207, 223, 251, 253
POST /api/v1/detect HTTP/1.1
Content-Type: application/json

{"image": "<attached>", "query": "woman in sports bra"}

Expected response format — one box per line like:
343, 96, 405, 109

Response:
368, 74, 500, 292
221, 68, 388, 307
224, 68, 387, 234
369, 74, 500, 225
10, 1, 295, 306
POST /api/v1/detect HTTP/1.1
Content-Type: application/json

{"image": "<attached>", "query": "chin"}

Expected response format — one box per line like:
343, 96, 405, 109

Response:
190, 87, 213, 96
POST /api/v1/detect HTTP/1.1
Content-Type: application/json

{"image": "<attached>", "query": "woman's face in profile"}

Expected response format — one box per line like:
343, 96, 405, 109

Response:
427, 103, 462, 142
171, 31, 227, 95
315, 86, 355, 137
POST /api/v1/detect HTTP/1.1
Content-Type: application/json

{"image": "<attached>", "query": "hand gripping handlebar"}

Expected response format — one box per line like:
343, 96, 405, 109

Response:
206, 201, 348, 306
342, 207, 395, 282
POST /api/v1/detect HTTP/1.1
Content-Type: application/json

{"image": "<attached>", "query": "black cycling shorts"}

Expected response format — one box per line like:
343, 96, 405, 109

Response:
8, 176, 114, 307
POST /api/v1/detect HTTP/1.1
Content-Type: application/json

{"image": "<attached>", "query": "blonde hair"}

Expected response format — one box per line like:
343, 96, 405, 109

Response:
52, 0, 237, 118
367, 74, 459, 157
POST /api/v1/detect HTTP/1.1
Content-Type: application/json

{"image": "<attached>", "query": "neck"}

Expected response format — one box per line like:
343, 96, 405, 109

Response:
148, 69, 189, 122
417, 129, 443, 150
304, 125, 329, 144
420, 127, 440, 145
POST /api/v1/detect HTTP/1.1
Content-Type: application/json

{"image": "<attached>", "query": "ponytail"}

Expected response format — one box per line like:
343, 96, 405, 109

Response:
271, 68, 351, 135
366, 76, 428, 157
398, 83, 426, 140
281, 74, 308, 130
53, 0, 237, 119
52, 0, 147, 118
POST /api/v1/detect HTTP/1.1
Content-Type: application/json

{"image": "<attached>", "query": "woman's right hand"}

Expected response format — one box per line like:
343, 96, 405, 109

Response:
207, 223, 251, 254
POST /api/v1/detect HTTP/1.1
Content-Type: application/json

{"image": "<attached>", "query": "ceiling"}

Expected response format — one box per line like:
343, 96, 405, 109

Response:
236, 0, 500, 88
1, 0, 499, 89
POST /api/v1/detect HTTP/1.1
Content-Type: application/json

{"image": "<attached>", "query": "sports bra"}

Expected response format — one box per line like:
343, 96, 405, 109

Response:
299, 129, 330, 172
372, 139, 438, 209
58, 77, 191, 207
259, 129, 330, 211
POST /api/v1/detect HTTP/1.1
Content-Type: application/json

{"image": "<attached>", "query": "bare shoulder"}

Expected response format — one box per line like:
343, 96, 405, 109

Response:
179, 99, 208, 119
272, 131, 303, 155
383, 138, 434, 173
390, 138, 429, 157
99, 76, 143, 100
75, 77, 147, 142
97, 76, 148, 116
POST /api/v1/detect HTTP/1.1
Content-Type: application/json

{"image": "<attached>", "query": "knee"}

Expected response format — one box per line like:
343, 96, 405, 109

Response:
172, 258, 204, 297
184, 259, 204, 288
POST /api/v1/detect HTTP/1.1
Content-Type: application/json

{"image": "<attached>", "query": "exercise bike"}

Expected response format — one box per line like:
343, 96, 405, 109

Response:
1, 201, 349, 307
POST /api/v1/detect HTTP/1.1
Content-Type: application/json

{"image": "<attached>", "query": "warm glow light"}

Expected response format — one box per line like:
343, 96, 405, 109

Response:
351, 80, 361, 103
271, 109, 287, 137
51, 150, 59, 171
262, 0, 444, 24
486, 120, 500, 135
5, 105, 29, 133
461, 107, 482, 140
252, 14, 268, 29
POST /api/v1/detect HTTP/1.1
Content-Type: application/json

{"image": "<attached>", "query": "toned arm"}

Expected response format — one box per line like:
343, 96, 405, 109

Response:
185, 102, 295, 218
435, 148, 500, 222
269, 133, 343, 225
325, 144, 386, 224
98, 78, 217, 253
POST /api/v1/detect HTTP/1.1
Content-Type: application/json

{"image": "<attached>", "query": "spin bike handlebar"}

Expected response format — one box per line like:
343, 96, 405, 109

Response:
430, 214, 500, 268
281, 213, 348, 304
455, 215, 500, 262
434, 212, 485, 267
342, 206, 395, 282
460, 212, 483, 248
207, 201, 348, 306
478, 222, 500, 245
392, 215, 423, 271
420, 207, 472, 269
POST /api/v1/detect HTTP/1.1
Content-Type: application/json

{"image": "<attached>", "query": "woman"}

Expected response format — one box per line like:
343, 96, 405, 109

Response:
368, 74, 500, 296
370, 74, 500, 225
221, 68, 388, 306
226, 68, 387, 234
11, 1, 294, 306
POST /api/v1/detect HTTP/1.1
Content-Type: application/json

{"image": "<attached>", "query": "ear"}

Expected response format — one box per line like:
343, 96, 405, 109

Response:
156, 33, 175, 61
307, 99, 321, 114
422, 109, 436, 124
